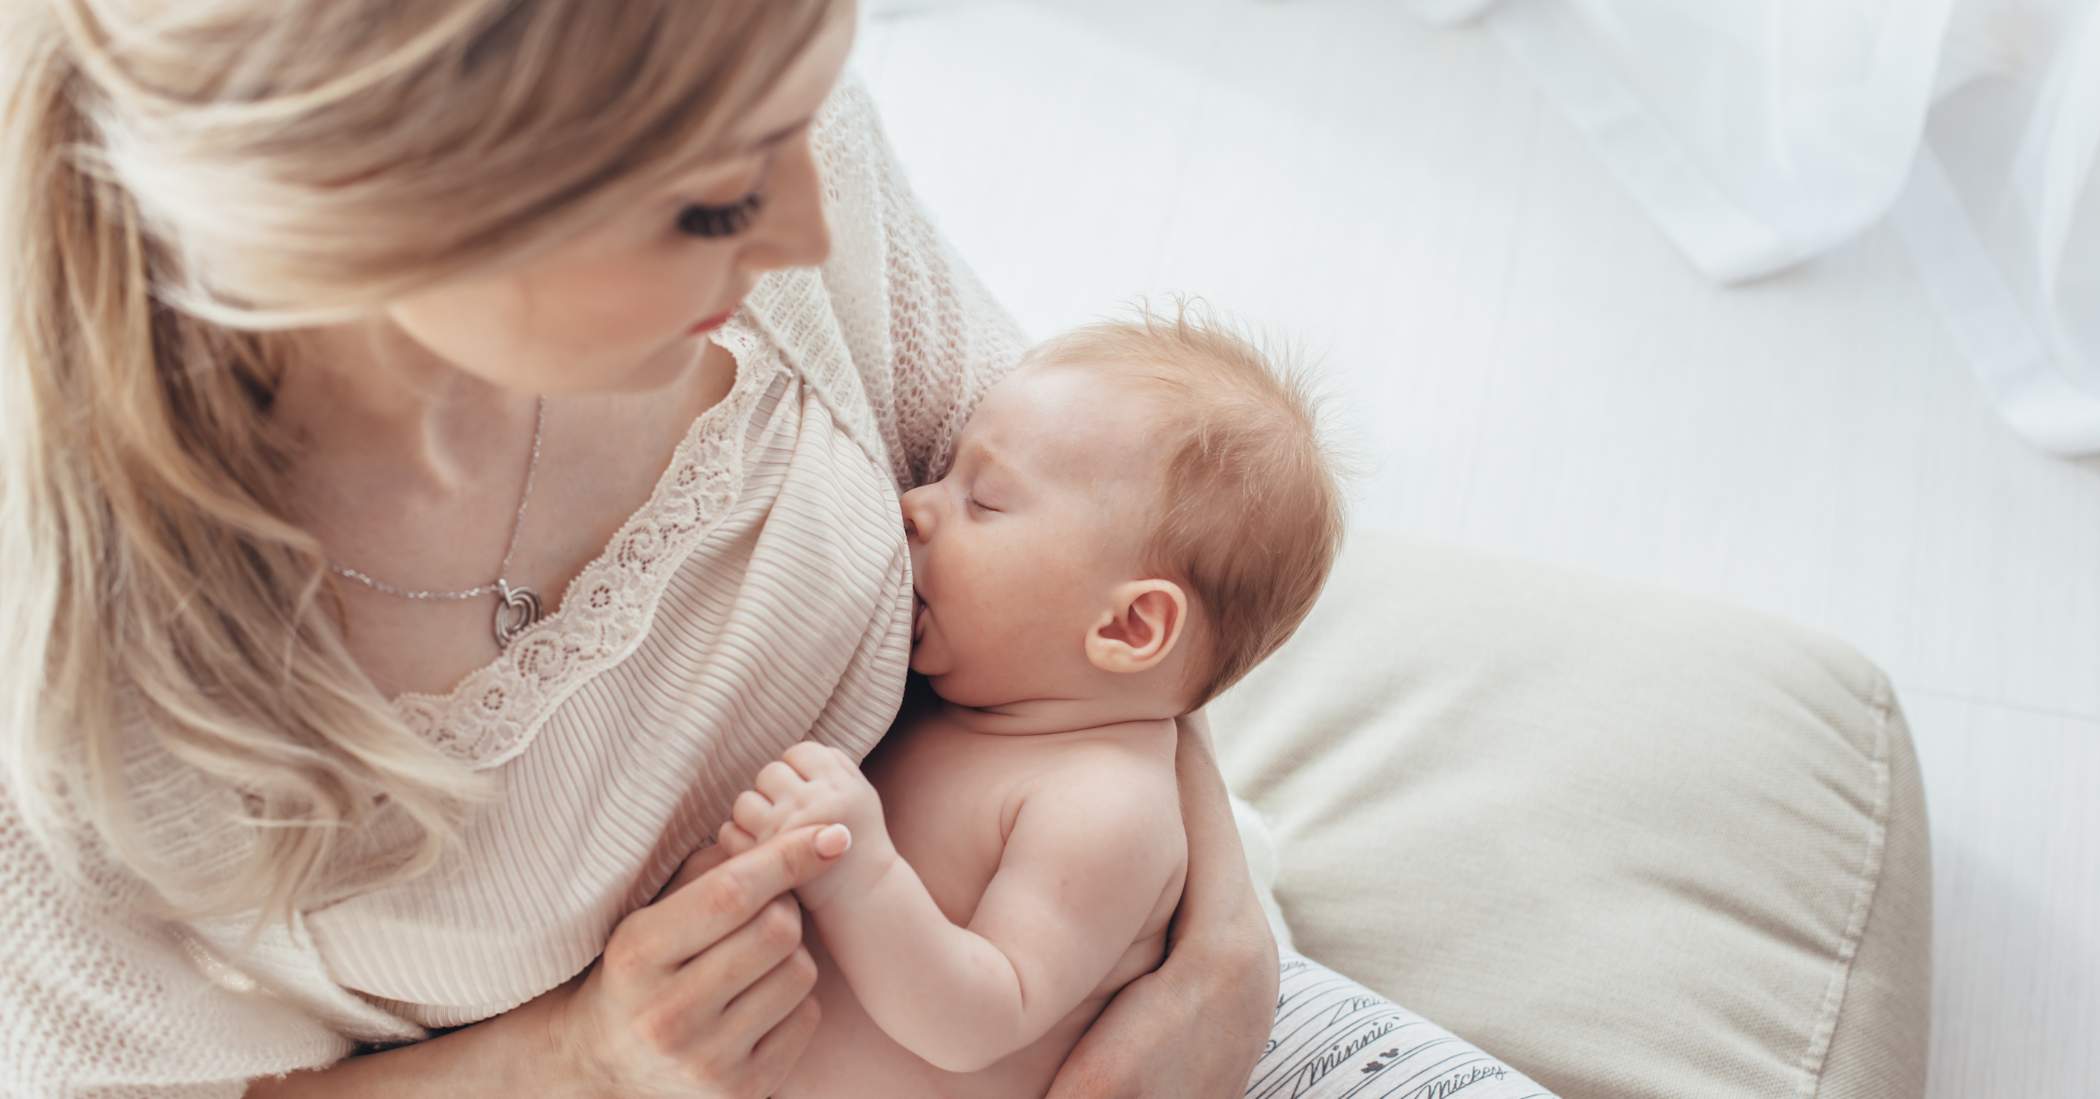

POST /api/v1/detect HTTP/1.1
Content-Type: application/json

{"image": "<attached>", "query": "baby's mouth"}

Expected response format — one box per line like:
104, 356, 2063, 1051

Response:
912, 593, 927, 644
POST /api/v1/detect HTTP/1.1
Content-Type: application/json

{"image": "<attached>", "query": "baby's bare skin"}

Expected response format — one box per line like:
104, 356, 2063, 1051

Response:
769, 695, 1184, 1098
719, 361, 1202, 1094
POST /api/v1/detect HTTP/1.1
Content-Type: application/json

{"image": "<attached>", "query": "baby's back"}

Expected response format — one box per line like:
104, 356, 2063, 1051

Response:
776, 710, 1187, 1099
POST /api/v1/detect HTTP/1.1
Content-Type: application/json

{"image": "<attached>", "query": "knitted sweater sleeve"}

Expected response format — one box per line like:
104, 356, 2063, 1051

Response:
0, 784, 351, 1099
814, 74, 1031, 492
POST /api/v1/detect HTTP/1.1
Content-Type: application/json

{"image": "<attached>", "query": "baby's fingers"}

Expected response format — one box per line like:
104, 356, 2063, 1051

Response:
754, 761, 804, 801
782, 741, 846, 779
716, 820, 759, 857
732, 789, 777, 840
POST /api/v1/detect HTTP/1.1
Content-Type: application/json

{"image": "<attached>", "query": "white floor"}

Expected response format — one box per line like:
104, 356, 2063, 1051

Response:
857, 2, 2099, 1096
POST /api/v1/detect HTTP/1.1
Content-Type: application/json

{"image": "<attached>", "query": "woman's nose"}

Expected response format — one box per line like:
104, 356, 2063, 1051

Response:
740, 137, 831, 273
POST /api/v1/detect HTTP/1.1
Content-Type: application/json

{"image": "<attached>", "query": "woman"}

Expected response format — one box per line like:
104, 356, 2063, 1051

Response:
0, 2, 1278, 1095
3, 3, 1552, 1098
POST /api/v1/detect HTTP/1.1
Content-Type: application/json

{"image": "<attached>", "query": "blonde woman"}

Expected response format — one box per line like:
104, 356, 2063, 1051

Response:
0, 2, 1550, 1098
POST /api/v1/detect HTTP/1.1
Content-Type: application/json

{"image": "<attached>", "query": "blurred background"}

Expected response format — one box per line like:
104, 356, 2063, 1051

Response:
855, 1, 2098, 1095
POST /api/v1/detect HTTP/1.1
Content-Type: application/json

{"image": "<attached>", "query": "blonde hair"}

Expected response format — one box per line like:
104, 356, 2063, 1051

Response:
0, 0, 832, 930
1027, 304, 1348, 709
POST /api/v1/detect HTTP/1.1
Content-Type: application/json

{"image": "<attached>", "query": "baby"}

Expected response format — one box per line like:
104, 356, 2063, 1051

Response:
717, 308, 1345, 1098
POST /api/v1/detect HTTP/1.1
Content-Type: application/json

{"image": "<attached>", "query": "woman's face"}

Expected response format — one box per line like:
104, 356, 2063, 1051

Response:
382, 7, 857, 395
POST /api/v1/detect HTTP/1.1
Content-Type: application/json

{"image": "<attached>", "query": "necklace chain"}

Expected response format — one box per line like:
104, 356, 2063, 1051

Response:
327, 397, 547, 647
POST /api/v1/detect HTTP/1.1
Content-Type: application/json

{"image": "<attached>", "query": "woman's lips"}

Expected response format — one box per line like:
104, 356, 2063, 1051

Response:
688, 306, 737, 336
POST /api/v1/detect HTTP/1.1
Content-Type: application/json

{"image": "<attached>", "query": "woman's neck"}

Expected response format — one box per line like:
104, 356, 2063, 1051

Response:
272, 317, 535, 495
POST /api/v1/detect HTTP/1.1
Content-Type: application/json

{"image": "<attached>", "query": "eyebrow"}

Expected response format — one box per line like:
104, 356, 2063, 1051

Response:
729, 114, 815, 158
961, 441, 1016, 480
667, 114, 816, 181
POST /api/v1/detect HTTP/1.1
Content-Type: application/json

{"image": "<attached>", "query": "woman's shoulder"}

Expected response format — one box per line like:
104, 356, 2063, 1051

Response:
801, 71, 1030, 490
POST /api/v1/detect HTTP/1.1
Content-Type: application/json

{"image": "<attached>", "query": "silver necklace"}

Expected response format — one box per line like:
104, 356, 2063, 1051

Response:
328, 396, 547, 650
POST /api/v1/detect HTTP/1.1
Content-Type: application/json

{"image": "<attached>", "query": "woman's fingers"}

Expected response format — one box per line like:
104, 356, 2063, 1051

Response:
656, 839, 732, 901
620, 825, 844, 970
687, 894, 802, 997
641, 906, 807, 1056
746, 989, 824, 1093
716, 945, 821, 1057
644, 895, 800, 1037
563, 825, 849, 1099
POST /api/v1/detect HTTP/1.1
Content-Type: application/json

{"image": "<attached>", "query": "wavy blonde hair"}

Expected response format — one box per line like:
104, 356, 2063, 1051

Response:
0, 0, 833, 931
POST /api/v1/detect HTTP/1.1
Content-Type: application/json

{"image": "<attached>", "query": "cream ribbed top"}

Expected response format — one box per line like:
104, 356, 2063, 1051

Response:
0, 78, 1026, 1098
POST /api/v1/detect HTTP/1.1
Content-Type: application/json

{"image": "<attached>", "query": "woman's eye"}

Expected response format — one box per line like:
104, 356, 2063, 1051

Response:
677, 192, 764, 239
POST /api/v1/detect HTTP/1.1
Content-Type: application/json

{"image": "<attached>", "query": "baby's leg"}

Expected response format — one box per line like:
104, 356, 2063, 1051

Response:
1248, 953, 1557, 1099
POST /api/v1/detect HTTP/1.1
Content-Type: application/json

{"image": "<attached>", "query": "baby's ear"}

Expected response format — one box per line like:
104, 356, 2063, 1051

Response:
1085, 580, 1189, 674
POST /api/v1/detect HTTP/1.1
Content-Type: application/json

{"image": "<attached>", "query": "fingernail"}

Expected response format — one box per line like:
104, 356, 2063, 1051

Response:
815, 824, 852, 858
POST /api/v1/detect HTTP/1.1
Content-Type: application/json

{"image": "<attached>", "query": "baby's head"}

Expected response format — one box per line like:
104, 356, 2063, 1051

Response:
902, 305, 1344, 718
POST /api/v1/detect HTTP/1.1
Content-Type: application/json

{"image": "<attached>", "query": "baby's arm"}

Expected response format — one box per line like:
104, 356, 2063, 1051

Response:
718, 742, 1185, 1074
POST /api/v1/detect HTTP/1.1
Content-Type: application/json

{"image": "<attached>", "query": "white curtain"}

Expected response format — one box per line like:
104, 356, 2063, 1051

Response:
1413, 0, 2100, 456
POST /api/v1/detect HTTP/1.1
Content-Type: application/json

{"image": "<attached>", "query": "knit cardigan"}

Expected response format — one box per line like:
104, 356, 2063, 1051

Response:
0, 76, 1027, 1098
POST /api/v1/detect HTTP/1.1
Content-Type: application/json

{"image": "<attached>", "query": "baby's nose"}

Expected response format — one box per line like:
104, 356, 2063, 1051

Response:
900, 486, 935, 541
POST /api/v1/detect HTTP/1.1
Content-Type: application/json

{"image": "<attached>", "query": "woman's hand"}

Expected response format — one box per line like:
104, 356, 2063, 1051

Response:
1046, 709, 1279, 1099
544, 824, 853, 1099
1047, 931, 1276, 1098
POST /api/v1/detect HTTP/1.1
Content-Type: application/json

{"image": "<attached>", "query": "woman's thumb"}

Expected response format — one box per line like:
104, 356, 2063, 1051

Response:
813, 823, 852, 859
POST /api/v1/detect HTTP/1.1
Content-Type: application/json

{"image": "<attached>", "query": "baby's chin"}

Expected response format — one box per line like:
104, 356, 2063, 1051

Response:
908, 628, 958, 683
907, 645, 995, 709
915, 671, 1004, 711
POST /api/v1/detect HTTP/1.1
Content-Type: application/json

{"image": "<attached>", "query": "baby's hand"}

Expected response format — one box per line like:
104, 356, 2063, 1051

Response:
717, 742, 897, 910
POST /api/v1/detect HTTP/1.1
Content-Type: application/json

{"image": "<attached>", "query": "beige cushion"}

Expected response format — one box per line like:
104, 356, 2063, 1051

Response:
1210, 531, 1931, 1099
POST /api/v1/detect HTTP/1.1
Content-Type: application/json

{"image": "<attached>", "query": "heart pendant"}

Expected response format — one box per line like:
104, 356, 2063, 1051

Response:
493, 581, 543, 650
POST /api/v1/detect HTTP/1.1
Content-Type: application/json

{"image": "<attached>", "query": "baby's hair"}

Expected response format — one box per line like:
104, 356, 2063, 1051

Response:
1024, 300, 1346, 709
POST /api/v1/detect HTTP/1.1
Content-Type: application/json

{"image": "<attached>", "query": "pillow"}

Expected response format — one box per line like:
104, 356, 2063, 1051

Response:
1229, 793, 1295, 956
1250, 952, 1555, 1098
1211, 531, 1931, 1099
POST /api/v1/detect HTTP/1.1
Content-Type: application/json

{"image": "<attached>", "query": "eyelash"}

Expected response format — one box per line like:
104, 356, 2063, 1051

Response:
966, 494, 998, 514
677, 192, 765, 239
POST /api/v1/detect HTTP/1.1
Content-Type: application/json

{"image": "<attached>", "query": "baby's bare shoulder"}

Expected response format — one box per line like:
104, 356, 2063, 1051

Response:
999, 729, 1186, 898
1023, 722, 1182, 818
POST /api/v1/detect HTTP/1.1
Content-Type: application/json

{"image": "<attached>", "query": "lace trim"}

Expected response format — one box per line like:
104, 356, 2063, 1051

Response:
390, 317, 778, 769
